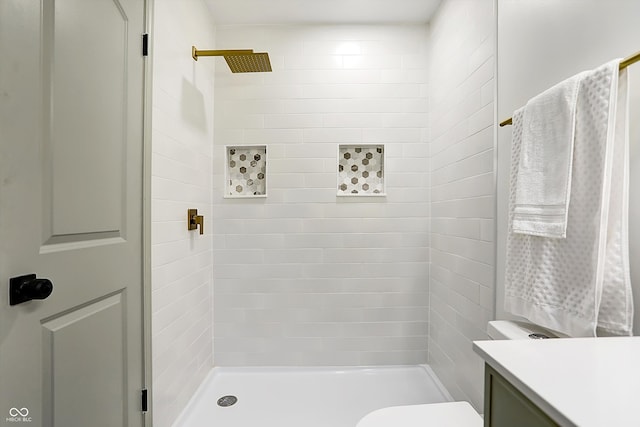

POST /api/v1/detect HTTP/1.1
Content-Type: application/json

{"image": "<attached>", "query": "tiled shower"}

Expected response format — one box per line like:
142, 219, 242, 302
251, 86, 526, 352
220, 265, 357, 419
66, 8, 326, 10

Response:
151, 0, 495, 425
212, 24, 431, 367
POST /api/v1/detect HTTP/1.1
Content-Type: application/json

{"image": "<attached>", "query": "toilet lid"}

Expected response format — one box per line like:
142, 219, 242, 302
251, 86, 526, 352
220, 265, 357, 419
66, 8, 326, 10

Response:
356, 402, 483, 427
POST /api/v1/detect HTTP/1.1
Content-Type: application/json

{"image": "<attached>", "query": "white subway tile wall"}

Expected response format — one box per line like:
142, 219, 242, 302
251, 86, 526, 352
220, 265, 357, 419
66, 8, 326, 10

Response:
428, 0, 496, 411
151, 1, 215, 426
213, 25, 430, 366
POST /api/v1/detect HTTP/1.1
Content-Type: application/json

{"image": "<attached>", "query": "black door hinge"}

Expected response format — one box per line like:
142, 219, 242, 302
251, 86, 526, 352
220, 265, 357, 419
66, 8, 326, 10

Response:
142, 33, 149, 56
141, 389, 148, 412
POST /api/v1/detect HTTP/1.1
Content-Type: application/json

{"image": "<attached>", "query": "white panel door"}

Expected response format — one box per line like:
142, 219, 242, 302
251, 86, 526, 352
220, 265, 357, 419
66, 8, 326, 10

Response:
0, 0, 147, 426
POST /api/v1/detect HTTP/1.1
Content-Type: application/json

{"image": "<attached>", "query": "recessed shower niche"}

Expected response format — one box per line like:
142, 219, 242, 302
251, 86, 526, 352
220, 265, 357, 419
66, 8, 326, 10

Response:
337, 144, 385, 196
225, 145, 267, 198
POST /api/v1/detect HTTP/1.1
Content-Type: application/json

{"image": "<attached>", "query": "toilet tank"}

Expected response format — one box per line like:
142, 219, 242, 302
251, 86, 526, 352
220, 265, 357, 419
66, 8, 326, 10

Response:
487, 320, 561, 340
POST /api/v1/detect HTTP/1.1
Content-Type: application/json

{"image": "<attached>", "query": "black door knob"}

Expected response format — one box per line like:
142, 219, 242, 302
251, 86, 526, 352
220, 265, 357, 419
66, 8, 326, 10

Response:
9, 274, 54, 306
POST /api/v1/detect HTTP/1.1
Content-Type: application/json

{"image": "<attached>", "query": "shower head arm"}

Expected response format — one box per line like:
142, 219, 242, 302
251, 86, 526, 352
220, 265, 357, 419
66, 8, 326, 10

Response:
191, 46, 254, 61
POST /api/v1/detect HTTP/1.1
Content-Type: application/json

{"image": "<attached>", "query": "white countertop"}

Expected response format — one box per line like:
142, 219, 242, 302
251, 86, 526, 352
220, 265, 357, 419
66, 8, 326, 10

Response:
473, 337, 640, 427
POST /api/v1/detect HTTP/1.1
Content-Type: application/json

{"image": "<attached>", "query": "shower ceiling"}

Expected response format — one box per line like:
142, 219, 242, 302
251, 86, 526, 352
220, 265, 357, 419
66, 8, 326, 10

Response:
204, 0, 442, 25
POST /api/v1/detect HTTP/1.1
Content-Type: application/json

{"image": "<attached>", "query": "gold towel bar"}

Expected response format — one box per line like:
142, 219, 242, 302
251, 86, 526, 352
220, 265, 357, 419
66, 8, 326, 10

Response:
499, 50, 640, 127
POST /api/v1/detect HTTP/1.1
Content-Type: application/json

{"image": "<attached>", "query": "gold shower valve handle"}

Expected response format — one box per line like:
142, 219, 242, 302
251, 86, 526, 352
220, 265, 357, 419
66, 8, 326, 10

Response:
195, 215, 204, 235
188, 209, 204, 235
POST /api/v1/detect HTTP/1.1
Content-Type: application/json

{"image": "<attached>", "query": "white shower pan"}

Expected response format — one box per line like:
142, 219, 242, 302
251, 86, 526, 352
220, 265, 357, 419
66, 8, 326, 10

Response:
174, 365, 451, 427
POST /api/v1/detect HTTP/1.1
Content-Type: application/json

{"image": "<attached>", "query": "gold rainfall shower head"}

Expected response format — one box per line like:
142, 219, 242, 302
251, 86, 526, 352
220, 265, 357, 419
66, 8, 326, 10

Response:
191, 46, 272, 73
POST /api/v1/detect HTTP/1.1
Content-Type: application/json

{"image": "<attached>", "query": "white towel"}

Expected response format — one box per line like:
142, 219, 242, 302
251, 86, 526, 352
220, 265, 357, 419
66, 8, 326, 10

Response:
512, 71, 586, 238
504, 59, 633, 337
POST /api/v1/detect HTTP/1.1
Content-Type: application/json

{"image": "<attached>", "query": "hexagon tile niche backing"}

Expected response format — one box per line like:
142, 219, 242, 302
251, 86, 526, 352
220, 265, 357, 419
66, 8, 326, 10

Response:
226, 145, 267, 197
337, 145, 385, 196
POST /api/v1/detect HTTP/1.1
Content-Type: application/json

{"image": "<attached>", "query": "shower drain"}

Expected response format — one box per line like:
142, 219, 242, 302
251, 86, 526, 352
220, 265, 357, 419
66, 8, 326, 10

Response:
217, 395, 238, 407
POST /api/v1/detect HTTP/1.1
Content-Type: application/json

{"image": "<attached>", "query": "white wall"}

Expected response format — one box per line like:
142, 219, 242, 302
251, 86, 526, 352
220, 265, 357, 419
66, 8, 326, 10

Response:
428, 0, 496, 411
151, 1, 215, 425
212, 24, 431, 366
496, 0, 640, 333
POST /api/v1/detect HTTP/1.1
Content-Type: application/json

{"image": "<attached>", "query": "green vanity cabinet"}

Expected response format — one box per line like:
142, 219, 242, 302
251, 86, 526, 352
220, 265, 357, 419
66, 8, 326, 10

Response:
484, 364, 560, 427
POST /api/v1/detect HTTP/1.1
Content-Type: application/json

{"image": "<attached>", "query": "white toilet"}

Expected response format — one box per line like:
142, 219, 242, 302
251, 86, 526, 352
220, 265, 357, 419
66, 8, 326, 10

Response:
355, 320, 558, 427
356, 401, 482, 427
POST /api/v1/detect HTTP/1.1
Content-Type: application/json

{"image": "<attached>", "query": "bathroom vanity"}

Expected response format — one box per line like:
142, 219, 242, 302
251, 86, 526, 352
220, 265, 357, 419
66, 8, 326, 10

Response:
473, 337, 640, 427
